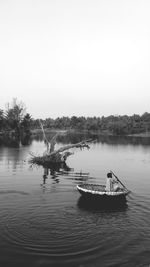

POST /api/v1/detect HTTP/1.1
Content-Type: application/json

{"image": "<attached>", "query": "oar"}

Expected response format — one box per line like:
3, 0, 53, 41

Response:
110, 170, 130, 192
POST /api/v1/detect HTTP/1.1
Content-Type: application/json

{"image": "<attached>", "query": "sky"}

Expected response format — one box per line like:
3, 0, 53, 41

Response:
0, 0, 150, 119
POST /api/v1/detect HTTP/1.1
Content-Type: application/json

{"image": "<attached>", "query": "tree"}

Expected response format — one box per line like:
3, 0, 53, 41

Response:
5, 98, 26, 135
108, 121, 127, 135
30, 121, 94, 166
5, 98, 32, 140
70, 116, 78, 128
0, 109, 5, 131
21, 113, 32, 133
141, 112, 150, 122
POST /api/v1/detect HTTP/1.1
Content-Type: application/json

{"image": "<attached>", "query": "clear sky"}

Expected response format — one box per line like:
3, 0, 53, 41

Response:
0, 0, 150, 119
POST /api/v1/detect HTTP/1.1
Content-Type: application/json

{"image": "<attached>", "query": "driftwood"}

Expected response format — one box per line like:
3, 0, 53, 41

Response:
30, 121, 94, 166
30, 139, 92, 165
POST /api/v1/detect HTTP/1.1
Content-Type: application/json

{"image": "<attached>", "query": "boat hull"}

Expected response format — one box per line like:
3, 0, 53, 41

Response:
77, 188, 126, 201
77, 184, 129, 202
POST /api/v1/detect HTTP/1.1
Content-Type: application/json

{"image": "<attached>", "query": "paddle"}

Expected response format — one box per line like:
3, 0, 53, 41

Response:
110, 170, 130, 192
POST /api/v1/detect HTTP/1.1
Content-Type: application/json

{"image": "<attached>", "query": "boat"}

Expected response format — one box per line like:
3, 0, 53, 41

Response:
77, 183, 130, 201
77, 183, 130, 197
77, 171, 130, 200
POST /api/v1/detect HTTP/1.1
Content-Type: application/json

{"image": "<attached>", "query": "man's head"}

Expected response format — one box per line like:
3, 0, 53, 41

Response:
107, 172, 112, 178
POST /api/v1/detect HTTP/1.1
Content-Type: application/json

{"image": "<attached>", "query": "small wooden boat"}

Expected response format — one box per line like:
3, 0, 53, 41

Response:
77, 183, 130, 200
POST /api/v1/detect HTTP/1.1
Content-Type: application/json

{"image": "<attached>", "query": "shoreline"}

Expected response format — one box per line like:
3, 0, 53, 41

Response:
30, 128, 150, 138
1, 128, 150, 138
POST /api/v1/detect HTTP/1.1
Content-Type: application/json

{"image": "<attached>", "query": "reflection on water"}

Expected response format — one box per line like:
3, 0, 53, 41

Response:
41, 163, 72, 185
1, 130, 150, 148
40, 164, 90, 186
0, 132, 150, 267
77, 196, 128, 213
0, 133, 31, 147
31, 130, 150, 147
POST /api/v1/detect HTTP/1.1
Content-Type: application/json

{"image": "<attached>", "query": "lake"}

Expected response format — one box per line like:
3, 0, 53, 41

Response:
0, 133, 150, 267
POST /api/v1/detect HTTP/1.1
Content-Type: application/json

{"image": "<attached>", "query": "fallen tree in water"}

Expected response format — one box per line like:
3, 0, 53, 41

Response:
30, 121, 94, 166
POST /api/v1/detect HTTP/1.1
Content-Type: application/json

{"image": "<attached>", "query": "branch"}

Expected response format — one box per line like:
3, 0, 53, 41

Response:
39, 120, 50, 153
49, 133, 59, 153
49, 139, 93, 157
39, 120, 59, 154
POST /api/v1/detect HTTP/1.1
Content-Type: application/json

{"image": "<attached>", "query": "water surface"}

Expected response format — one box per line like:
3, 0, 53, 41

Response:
0, 134, 150, 267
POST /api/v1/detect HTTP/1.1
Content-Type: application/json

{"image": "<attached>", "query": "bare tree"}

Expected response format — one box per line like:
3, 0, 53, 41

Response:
30, 121, 94, 165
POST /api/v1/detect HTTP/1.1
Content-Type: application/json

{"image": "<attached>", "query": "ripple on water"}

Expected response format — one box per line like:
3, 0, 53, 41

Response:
0, 190, 29, 195
0, 194, 149, 267
128, 193, 150, 227
2, 200, 126, 261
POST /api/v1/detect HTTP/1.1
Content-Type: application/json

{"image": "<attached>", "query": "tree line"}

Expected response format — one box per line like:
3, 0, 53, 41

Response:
0, 99, 150, 136
33, 113, 150, 135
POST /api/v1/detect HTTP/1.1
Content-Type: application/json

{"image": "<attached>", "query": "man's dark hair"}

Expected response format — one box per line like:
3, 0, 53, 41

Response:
107, 172, 112, 178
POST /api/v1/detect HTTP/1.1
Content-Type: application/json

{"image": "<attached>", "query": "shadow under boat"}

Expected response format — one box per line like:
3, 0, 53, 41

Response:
77, 195, 128, 212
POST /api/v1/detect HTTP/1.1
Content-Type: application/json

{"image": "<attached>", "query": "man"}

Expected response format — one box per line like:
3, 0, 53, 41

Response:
106, 172, 120, 191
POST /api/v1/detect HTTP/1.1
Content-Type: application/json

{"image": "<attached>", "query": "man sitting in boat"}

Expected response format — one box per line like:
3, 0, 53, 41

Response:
106, 172, 120, 192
